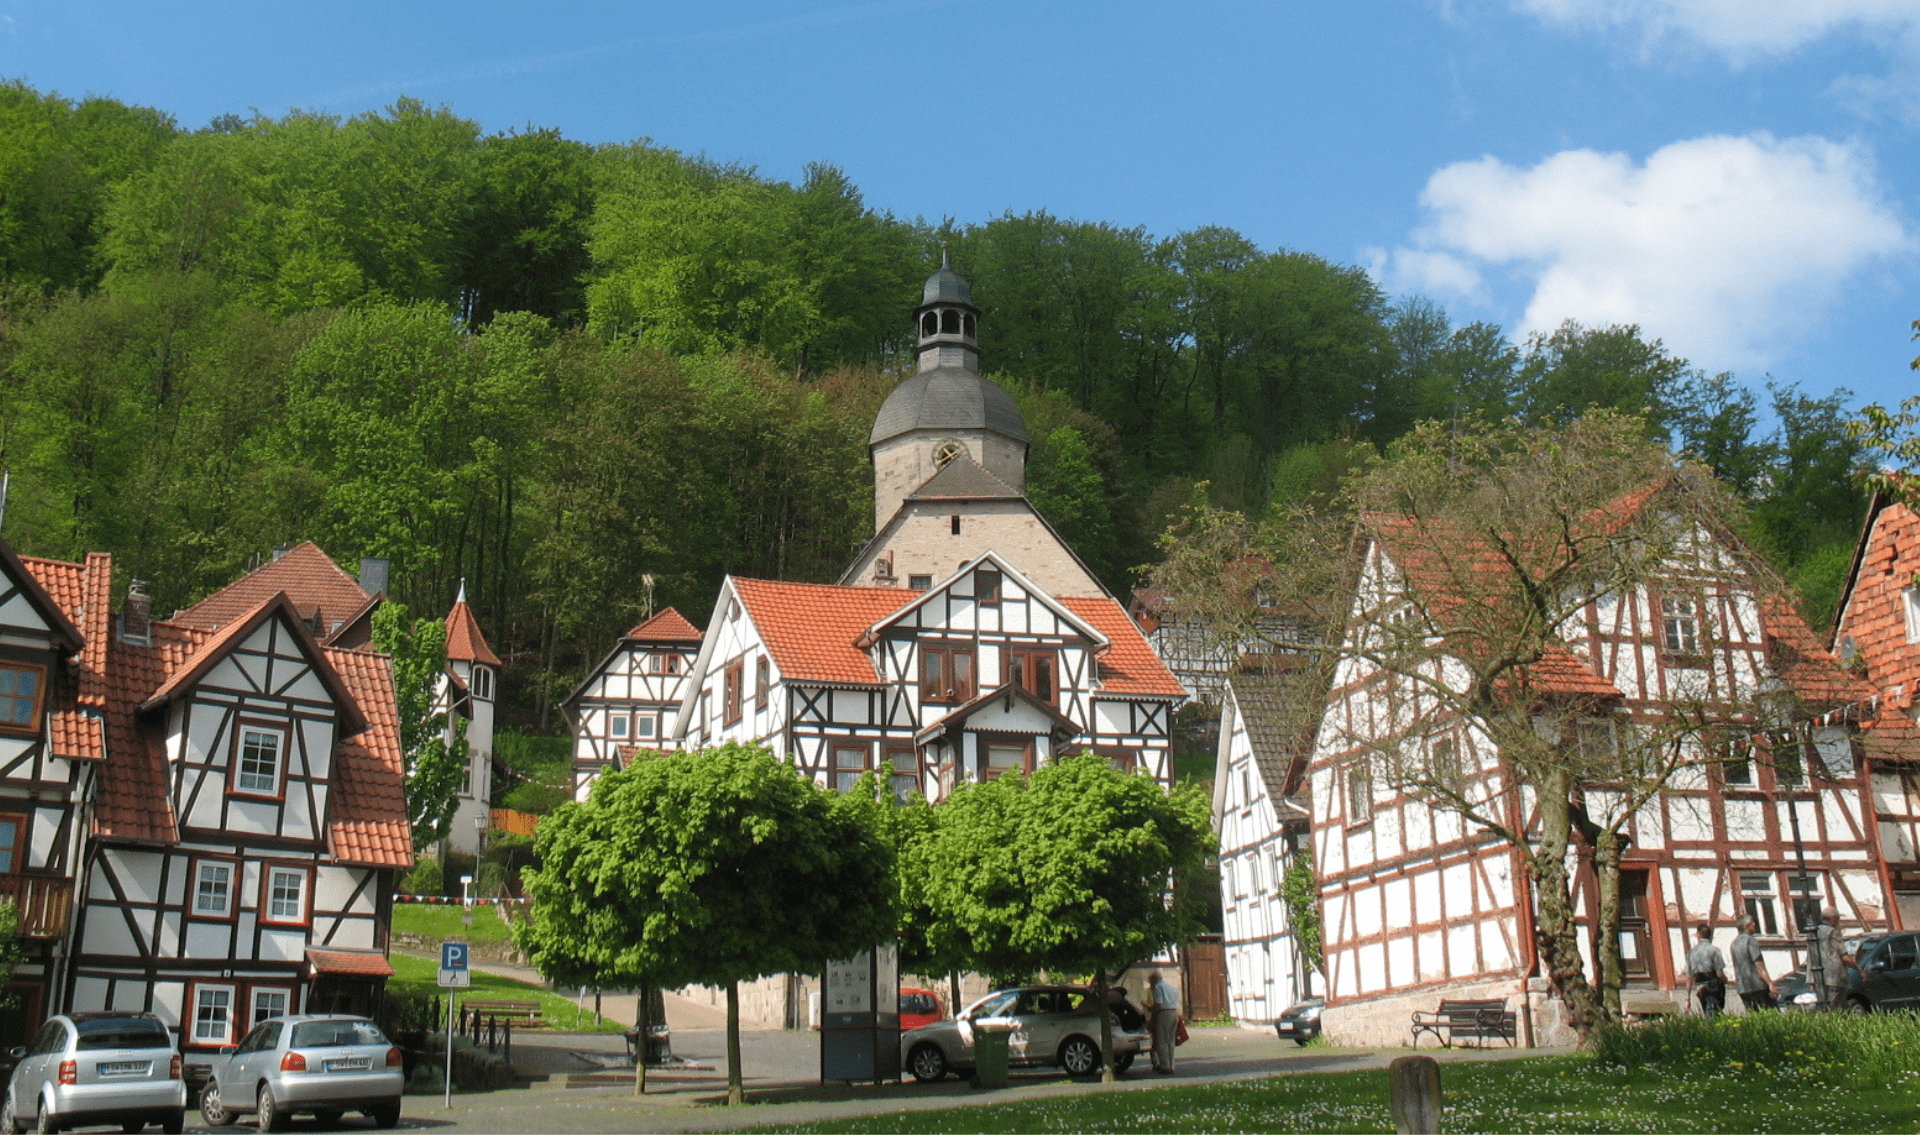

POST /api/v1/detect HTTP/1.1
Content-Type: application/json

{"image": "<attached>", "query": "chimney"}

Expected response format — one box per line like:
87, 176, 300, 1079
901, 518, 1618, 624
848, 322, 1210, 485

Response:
272, 544, 291, 560
122, 579, 152, 645
358, 557, 391, 597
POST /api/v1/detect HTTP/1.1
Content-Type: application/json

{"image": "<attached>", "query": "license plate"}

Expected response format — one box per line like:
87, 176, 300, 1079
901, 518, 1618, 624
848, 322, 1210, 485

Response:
97, 1061, 150, 1077
1278, 1022, 1296, 1032
324, 1057, 371, 1073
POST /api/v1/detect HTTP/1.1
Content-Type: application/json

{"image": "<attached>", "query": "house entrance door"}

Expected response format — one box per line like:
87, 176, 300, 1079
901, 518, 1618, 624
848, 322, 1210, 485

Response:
1618, 870, 1654, 981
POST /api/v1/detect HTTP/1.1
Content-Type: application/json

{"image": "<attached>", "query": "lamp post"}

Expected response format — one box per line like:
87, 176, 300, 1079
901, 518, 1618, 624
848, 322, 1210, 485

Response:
1779, 732, 1824, 1008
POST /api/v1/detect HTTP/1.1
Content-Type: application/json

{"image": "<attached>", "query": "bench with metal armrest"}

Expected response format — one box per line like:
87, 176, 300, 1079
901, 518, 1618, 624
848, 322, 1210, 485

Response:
1410, 998, 1517, 1048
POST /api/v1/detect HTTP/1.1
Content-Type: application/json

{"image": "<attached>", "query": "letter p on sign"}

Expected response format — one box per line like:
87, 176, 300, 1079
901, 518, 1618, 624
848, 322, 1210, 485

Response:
439, 941, 471, 987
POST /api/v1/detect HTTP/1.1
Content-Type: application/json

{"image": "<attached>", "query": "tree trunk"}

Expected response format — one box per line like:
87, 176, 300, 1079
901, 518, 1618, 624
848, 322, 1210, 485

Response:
1526, 771, 1600, 1037
949, 971, 962, 1023
1592, 829, 1625, 1022
633, 984, 648, 1096
725, 982, 744, 1106
1093, 968, 1115, 1084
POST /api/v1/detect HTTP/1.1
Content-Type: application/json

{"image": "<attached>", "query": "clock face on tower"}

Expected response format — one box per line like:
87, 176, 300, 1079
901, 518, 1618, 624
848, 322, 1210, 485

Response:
932, 440, 965, 468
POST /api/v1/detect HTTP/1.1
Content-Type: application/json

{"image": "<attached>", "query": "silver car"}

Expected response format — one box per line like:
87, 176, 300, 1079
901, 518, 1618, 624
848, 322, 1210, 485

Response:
901, 985, 1150, 1082
2, 1012, 187, 1134
198, 1016, 401, 1131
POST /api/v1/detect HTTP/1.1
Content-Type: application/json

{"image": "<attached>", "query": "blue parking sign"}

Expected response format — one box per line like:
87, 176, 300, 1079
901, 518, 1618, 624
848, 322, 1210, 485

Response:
439, 941, 470, 987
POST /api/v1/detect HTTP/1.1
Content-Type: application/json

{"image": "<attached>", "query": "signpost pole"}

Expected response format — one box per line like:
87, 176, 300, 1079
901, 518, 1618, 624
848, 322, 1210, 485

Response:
444, 990, 455, 1108
438, 940, 470, 1109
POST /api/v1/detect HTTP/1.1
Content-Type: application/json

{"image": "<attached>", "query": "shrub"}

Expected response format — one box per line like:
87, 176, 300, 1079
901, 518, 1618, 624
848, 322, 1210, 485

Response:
439, 850, 478, 898
398, 856, 443, 896
1590, 1010, 1920, 1090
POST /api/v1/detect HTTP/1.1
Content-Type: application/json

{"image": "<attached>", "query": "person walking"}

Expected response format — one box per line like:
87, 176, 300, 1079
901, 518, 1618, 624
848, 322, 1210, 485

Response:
1146, 971, 1180, 1073
1730, 913, 1775, 1010
1686, 923, 1728, 1017
1814, 905, 1861, 1010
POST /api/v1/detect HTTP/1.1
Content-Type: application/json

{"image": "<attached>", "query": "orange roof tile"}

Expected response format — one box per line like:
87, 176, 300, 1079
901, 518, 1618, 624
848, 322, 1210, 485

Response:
174, 542, 373, 634
92, 622, 205, 843
7, 545, 87, 653
307, 947, 395, 977
1762, 594, 1876, 709
324, 646, 413, 868
731, 578, 910, 685
444, 599, 502, 667
1058, 596, 1188, 698
49, 709, 105, 762
626, 607, 704, 643
142, 593, 368, 732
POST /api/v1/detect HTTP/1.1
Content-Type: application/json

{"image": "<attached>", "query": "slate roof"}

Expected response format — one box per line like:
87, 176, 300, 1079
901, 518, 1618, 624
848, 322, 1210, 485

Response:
173, 542, 374, 635
444, 599, 502, 667
1229, 669, 1320, 803
870, 368, 1029, 447
906, 453, 1022, 501
626, 607, 704, 643
730, 578, 909, 686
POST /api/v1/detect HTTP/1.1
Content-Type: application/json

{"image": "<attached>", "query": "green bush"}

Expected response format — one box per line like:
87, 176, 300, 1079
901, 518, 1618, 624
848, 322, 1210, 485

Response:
398, 856, 443, 896
439, 850, 478, 898
500, 781, 568, 815
1590, 1010, 1920, 1090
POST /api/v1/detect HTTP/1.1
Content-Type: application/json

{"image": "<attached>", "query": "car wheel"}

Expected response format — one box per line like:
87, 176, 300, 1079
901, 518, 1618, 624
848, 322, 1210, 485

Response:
908, 1043, 948, 1083
368, 1102, 401, 1128
122, 1123, 145, 1134
312, 1109, 342, 1128
161, 1112, 184, 1135
32, 1094, 57, 1135
1113, 1051, 1135, 1073
1, 1090, 19, 1135
256, 1085, 287, 1134
1848, 998, 1871, 1016
1058, 1035, 1101, 1079
200, 1083, 233, 1128
1294, 1036, 1311, 1047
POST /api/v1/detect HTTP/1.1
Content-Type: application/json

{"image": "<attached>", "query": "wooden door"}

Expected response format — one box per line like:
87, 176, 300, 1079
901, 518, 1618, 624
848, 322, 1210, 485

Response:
1618, 870, 1654, 982
1183, 937, 1229, 1020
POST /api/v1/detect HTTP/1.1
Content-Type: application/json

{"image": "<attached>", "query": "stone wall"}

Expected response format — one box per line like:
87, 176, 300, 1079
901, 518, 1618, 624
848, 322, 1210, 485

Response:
1320, 975, 1578, 1049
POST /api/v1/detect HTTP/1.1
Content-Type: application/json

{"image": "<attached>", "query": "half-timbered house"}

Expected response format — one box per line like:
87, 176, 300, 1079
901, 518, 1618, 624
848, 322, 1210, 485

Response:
1306, 498, 1891, 1046
564, 608, 703, 801
1831, 486, 1920, 927
0, 535, 410, 1052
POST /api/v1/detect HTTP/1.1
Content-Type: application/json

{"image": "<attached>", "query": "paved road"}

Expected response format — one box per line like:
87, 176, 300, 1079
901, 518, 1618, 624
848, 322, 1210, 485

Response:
162, 1026, 1559, 1135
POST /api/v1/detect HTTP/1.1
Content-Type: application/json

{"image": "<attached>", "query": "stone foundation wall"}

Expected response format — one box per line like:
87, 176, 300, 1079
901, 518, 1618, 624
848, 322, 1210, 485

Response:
1321, 976, 1578, 1049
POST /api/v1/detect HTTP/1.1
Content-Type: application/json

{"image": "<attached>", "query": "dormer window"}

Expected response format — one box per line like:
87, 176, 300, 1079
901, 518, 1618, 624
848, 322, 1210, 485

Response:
232, 724, 287, 797
0, 663, 44, 732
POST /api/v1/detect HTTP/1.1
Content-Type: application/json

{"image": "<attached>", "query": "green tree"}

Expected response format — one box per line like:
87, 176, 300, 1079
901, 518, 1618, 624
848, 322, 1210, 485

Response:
371, 601, 467, 849
920, 753, 1213, 1081
0, 899, 23, 1011
1752, 382, 1871, 631
1516, 320, 1691, 432
519, 744, 896, 1103
1279, 848, 1322, 972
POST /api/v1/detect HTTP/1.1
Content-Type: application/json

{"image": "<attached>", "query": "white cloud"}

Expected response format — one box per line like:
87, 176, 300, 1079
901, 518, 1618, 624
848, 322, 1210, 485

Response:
1382, 133, 1910, 371
1510, 0, 1920, 63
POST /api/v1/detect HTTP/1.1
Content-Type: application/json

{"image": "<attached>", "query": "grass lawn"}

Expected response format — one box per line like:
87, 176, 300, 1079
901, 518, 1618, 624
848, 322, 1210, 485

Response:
386, 952, 628, 1035
752, 1056, 1920, 1134
391, 901, 516, 946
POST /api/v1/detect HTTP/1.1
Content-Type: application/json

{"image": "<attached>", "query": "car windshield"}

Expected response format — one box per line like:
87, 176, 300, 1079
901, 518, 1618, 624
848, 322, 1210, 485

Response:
289, 1020, 388, 1049
966, 992, 1018, 1019
901, 993, 938, 1014
74, 1019, 171, 1050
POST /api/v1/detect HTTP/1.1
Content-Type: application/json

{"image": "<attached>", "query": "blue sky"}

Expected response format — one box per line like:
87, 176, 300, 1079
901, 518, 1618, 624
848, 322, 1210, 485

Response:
7, 0, 1918, 415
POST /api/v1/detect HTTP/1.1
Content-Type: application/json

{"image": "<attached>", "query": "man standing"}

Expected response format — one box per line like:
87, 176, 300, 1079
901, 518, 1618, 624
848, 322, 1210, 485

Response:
1730, 913, 1775, 1010
1686, 923, 1727, 1017
1814, 906, 1861, 1010
1146, 971, 1180, 1073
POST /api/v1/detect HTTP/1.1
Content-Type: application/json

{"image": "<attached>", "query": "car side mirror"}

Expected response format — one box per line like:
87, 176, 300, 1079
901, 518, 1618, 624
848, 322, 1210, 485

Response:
1872, 957, 1893, 972
6, 1046, 23, 1059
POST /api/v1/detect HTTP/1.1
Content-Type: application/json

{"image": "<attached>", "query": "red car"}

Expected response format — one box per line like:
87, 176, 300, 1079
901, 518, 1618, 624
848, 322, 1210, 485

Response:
900, 988, 944, 1030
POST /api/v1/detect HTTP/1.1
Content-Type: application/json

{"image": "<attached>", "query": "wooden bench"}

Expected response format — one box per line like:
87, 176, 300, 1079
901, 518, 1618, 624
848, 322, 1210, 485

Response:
1410, 998, 1517, 1048
461, 998, 543, 1025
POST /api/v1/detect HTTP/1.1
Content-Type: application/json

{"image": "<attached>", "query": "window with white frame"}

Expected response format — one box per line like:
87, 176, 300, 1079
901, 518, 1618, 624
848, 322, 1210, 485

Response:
233, 726, 284, 796
1661, 596, 1701, 654
263, 866, 308, 925
634, 714, 658, 740
473, 666, 493, 701
609, 714, 630, 740
251, 987, 291, 1028
193, 984, 236, 1043
1905, 588, 1920, 644
193, 860, 235, 918
1740, 872, 1779, 936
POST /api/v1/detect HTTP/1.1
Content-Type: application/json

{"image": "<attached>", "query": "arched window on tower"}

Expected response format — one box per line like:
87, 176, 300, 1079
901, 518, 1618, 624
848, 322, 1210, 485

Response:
921, 312, 938, 337
963, 313, 976, 338
941, 310, 960, 334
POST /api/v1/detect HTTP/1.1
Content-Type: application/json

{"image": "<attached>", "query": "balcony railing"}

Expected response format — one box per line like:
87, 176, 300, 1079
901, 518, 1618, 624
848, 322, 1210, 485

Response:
0, 873, 73, 939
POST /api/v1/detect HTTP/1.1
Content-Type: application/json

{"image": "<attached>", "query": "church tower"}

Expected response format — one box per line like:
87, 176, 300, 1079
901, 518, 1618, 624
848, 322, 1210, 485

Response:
843, 251, 1108, 599
868, 249, 1029, 527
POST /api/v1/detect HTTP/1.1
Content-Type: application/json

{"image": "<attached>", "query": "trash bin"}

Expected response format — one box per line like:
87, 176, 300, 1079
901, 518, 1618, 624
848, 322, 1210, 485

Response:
971, 1023, 1012, 1089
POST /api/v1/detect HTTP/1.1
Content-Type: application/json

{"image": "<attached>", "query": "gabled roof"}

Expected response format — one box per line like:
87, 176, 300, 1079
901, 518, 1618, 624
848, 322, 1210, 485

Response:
173, 542, 374, 634
323, 645, 412, 867
730, 578, 909, 686
626, 607, 704, 643
141, 592, 369, 735
915, 682, 1082, 745
1227, 668, 1322, 806
1057, 596, 1188, 699
905, 453, 1021, 501
0, 539, 86, 653
866, 553, 1110, 651
444, 597, 502, 667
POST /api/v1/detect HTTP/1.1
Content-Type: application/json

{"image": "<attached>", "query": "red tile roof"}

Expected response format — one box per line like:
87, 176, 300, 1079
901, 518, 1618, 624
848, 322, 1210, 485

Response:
6, 546, 86, 653
1834, 494, 1920, 719
731, 578, 910, 685
93, 624, 206, 844
626, 607, 704, 643
1762, 594, 1876, 709
306, 947, 395, 977
173, 542, 374, 635
324, 646, 413, 868
49, 709, 105, 762
1059, 596, 1188, 698
444, 599, 501, 667
142, 593, 369, 735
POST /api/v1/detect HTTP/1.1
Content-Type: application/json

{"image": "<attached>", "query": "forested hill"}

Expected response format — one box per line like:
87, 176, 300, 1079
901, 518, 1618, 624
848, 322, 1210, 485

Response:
0, 84, 1872, 730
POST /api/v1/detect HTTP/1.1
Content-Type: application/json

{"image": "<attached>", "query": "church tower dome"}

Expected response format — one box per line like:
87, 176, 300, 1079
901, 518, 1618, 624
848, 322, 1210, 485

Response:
869, 248, 1028, 528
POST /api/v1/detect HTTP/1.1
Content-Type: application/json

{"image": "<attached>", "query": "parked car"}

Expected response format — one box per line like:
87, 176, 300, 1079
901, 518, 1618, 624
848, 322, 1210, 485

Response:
198, 1015, 403, 1130
901, 985, 1150, 1083
1274, 997, 1324, 1045
899, 988, 944, 1030
2, 1012, 186, 1134
1775, 932, 1920, 1013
